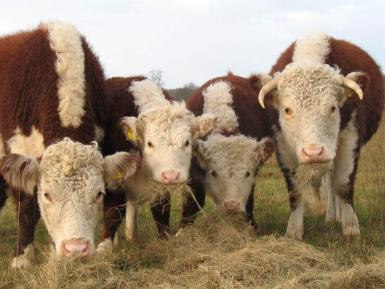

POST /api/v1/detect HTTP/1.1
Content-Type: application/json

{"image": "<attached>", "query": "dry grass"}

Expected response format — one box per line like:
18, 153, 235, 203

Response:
0, 117, 384, 289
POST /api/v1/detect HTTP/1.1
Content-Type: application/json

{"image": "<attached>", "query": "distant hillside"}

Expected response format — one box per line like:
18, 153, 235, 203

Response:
167, 82, 198, 101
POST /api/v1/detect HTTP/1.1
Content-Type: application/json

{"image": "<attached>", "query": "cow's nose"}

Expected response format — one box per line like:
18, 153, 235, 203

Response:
62, 238, 91, 256
300, 144, 326, 163
161, 170, 180, 184
223, 200, 240, 213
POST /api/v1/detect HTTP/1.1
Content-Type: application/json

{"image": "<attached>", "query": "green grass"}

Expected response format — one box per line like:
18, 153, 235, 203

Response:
0, 117, 384, 288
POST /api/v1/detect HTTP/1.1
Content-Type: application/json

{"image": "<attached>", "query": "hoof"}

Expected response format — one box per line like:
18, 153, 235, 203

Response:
11, 245, 34, 269
96, 238, 113, 254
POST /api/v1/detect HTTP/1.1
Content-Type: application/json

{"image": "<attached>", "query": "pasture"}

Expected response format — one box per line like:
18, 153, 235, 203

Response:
0, 116, 384, 288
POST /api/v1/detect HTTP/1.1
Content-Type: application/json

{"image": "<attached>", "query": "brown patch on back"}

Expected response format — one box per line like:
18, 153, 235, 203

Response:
326, 38, 384, 143
187, 74, 272, 139
0, 27, 108, 150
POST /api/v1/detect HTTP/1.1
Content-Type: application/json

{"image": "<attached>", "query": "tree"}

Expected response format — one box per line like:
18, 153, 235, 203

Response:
148, 69, 164, 86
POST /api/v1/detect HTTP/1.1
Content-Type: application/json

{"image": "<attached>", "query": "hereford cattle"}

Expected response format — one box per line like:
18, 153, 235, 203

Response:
179, 73, 274, 229
0, 22, 140, 268
97, 77, 216, 253
256, 33, 384, 239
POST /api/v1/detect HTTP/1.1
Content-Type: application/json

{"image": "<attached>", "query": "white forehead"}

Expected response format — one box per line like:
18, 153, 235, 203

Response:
278, 63, 343, 108
202, 134, 257, 170
202, 81, 238, 133
40, 139, 104, 190
141, 102, 194, 140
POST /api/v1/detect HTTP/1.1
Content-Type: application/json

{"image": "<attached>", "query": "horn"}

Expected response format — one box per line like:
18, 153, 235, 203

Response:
341, 77, 363, 100
258, 78, 279, 109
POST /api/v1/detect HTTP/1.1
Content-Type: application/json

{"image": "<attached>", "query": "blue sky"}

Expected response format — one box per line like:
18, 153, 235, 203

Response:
1, 0, 384, 88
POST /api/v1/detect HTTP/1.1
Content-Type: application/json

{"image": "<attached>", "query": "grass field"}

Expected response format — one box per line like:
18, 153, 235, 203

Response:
0, 117, 384, 289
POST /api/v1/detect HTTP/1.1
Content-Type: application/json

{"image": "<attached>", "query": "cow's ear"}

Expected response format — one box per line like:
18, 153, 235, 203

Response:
339, 71, 370, 104
191, 113, 217, 140
255, 137, 275, 164
249, 73, 272, 90
192, 140, 207, 170
120, 117, 143, 146
0, 154, 40, 194
103, 151, 141, 188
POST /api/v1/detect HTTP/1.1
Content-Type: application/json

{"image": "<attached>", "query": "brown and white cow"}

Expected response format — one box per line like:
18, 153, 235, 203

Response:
256, 33, 384, 239
0, 22, 139, 268
179, 73, 274, 228
97, 77, 216, 252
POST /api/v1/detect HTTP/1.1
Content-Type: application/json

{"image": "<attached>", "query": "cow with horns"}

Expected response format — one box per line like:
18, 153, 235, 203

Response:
255, 33, 384, 239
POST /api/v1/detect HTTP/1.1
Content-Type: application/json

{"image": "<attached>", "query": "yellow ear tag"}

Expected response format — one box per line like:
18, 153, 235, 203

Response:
113, 171, 124, 181
126, 128, 141, 143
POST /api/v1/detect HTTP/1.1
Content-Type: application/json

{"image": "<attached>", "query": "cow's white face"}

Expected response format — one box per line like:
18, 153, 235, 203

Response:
121, 103, 216, 184
0, 138, 140, 257
272, 64, 363, 170
38, 140, 105, 257
194, 134, 274, 213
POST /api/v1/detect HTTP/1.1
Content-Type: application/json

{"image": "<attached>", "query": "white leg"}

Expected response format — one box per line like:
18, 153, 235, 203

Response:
11, 244, 34, 269
340, 201, 360, 236
324, 170, 337, 222
125, 201, 137, 241
333, 114, 360, 235
285, 198, 305, 240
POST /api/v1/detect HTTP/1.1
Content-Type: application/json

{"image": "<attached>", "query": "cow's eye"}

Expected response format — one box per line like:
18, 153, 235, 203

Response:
96, 191, 104, 200
147, 141, 154, 148
184, 140, 190, 147
245, 171, 251, 178
210, 170, 217, 177
44, 192, 53, 202
284, 107, 292, 115
330, 106, 336, 113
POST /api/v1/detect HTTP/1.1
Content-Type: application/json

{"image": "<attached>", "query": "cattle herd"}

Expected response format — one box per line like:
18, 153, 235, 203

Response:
0, 21, 383, 269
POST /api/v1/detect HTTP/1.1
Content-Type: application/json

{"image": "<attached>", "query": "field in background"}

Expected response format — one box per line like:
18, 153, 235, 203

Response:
0, 117, 384, 289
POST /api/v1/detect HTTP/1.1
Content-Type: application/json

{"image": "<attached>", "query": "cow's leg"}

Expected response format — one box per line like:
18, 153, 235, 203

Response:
179, 179, 206, 228
12, 190, 40, 268
332, 118, 361, 236
285, 192, 305, 240
97, 189, 126, 253
324, 170, 337, 222
245, 185, 257, 229
125, 201, 137, 241
151, 192, 171, 239
281, 167, 305, 240
0, 177, 8, 210
333, 146, 361, 236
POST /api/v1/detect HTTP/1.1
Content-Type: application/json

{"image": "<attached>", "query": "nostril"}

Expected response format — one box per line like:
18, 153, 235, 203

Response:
162, 170, 180, 182
63, 239, 90, 255
223, 200, 240, 212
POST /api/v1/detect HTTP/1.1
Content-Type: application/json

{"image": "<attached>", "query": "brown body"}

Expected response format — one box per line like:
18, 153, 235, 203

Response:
0, 25, 107, 258
181, 74, 272, 227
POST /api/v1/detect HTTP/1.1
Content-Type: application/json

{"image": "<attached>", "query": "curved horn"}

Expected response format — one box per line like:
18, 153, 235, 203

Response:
341, 77, 363, 100
258, 78, 279, 109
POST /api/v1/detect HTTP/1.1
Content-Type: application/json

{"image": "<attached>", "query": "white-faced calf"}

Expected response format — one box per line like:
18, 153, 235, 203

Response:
0, 22, 140, 268
180, 74, 274, 228
97, 77, 216, 253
